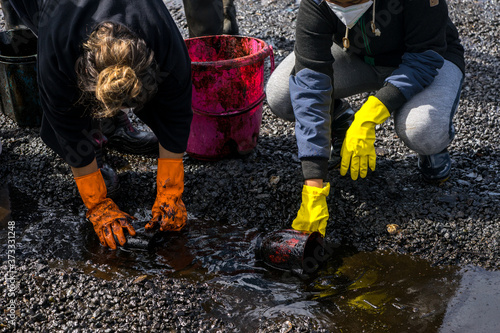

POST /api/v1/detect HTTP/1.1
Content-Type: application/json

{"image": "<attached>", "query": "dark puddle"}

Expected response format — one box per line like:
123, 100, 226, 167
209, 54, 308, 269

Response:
1, 185, 499, 332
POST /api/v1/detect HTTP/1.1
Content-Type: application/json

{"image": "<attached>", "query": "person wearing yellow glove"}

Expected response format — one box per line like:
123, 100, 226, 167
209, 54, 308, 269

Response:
266, 0, 465, 237
340, 96, 390, 180
9, 0, 193, 249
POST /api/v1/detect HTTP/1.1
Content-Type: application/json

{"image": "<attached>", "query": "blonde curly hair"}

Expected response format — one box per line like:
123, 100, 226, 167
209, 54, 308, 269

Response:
76, 22, 158, 118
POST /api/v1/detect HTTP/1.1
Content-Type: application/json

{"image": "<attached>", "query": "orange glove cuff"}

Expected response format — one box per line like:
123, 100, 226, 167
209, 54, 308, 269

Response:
157, 158, 184, 195
74, 169, 107, 210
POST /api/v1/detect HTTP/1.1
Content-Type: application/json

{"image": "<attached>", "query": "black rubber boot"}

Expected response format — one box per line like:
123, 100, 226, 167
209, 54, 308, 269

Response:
99, 110, 158, 155
418, 148, 452, 183
330, 99, 355, 168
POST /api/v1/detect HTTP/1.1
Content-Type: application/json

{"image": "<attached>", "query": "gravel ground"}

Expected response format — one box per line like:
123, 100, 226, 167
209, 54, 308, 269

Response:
1, 0, 499, 332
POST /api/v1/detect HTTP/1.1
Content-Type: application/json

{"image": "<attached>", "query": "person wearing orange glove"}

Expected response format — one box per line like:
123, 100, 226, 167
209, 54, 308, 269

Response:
266, 0, 464, 237
9, 0, 193, 249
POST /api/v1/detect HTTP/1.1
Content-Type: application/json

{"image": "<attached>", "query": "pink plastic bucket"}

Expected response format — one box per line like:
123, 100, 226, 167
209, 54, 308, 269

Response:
185, 35, 274, 160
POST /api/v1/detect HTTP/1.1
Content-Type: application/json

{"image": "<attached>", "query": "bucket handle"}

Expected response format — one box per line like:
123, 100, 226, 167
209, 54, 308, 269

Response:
268, 45, 275, 74
193, 93, 266, 117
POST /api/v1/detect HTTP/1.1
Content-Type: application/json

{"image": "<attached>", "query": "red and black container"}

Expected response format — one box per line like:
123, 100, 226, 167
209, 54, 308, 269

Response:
256, 229, 327, 275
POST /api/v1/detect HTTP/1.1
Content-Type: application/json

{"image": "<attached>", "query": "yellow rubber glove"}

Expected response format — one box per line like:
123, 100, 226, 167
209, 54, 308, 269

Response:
340, 96, 390, 180
291, 183, 330, 237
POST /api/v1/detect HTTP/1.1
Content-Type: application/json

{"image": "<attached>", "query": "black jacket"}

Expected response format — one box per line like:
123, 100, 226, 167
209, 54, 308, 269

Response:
291, 0, 464, 180
9, 0, 192, 167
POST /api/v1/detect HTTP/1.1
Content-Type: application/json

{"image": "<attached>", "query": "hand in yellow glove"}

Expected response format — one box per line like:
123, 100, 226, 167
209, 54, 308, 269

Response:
75, 170, 136, 250
340, 96, 390, 180
291, 183, 330, 237
145, 158, 187, 232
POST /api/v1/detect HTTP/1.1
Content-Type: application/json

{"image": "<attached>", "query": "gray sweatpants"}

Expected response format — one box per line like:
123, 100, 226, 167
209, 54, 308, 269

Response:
266, 44, 464, 156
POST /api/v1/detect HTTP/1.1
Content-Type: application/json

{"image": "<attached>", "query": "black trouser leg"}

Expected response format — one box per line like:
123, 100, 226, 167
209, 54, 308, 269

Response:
182, 0, 223, 37
222, 0, 239, 35
182, 0, 238, 37
0, 0, 24, 29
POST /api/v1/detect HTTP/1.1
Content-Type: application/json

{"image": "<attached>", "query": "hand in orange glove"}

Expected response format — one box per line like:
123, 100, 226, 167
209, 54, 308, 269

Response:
75, 169, 136, 249
145, 158, 187, 232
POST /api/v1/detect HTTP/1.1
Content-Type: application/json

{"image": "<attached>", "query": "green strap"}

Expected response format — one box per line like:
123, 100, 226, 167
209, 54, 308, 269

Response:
364, 56, 375, 65
360, 16, 372, 55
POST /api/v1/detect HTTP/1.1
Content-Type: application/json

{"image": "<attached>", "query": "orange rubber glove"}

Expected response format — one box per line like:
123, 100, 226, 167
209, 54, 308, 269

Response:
74, 169, 136, 250
145, 158, 187, 232
340, 96, 390, 180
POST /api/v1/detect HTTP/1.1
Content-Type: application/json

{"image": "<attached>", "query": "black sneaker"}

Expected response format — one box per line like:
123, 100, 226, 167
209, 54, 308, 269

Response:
330, 99, 355, 168
418, 149, 452, 183
100, 110, 158, 155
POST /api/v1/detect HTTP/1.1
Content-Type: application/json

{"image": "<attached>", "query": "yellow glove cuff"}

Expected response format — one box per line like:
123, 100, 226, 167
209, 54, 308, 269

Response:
356, 96, 390, 125
302, 182, 330, 197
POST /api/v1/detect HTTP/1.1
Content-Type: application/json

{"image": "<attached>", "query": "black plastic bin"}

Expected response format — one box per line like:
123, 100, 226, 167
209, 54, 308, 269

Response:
0, 28, 41, 127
